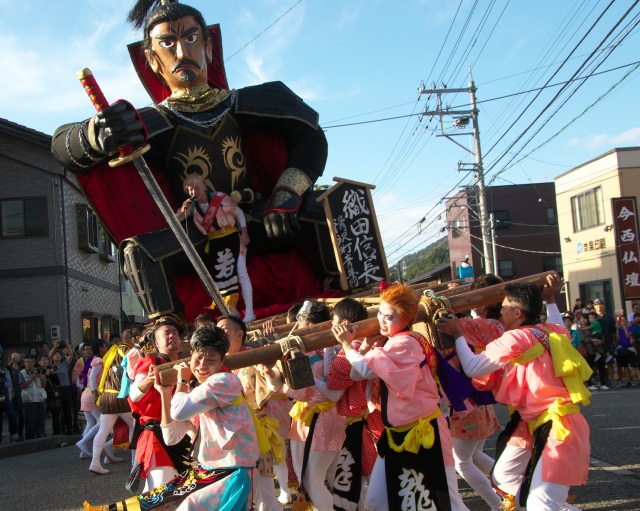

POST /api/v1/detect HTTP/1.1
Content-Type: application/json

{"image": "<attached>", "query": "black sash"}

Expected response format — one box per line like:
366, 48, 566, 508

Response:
332, 419, 364, 510
494, 410, 521, 462
378, 379, 452, 511
518, 420, 552, 507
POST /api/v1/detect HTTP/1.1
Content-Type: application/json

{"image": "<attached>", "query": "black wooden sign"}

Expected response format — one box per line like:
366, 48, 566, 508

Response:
317, 178, 389, 292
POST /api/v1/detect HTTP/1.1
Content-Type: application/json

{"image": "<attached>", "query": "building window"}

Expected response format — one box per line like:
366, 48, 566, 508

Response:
571, 187, 604, 232
98, 225, 116, 262
82, 315, 92, 342
547, 207, 557, 225
82, 313, 118, 342
0, 198, 48, 238
451, 217, 465, 238
498, 259, 514, 278
542, 256, 563, 275
578, 279, 613, 311
0, 316, 45, 344
77, 204, 99, 253
492, 210, 511, 229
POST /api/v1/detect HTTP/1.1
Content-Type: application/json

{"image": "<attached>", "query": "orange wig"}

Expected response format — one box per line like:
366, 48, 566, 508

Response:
379, 283, 419, 327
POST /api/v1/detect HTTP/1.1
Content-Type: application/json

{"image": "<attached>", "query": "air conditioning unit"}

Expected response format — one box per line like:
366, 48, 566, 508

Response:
50, 325, 61, 340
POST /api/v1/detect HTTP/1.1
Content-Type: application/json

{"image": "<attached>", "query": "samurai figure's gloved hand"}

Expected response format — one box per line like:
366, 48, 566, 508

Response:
264, 168, 313, 240
88, 100, 147, 155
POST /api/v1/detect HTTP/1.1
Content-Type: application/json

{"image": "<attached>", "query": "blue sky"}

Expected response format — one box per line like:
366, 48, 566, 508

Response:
2, 0, 640, 267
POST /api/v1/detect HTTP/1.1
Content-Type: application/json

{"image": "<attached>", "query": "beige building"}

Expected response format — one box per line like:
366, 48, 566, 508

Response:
556, 147, 640, 313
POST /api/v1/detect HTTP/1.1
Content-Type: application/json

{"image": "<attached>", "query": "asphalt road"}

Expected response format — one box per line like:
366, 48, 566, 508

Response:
1, 385, 639, 511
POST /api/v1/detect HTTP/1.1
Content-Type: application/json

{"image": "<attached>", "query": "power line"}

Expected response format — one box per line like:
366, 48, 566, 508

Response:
482, 0, 619, 161
485, 6, 640, 184
225, 0, 303, 62
322, 59, 640, 130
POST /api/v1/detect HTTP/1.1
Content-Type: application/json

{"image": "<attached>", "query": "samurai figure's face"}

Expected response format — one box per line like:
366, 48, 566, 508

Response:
145, 15, 212, 91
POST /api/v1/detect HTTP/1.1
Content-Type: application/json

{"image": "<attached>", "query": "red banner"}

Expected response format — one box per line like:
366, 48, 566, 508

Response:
613, 197, 640, 300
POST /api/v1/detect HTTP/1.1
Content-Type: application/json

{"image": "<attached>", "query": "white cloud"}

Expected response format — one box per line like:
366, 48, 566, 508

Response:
334, 4, 364, 31
568, 128, 640, 149
234, 2, 306, 84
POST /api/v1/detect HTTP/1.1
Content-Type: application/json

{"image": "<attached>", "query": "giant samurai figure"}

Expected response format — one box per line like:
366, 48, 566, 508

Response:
52, 0, 338, 323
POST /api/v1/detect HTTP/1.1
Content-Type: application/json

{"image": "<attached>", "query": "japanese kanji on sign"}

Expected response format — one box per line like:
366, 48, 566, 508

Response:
612, 197, 640, 299
317, 178, 390, 292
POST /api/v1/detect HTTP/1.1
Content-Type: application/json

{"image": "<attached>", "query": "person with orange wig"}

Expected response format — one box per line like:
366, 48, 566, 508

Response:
332, 283, 469, 511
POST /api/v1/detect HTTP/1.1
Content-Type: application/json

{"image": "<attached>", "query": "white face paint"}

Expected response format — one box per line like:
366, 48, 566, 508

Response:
377, 301, 404, 337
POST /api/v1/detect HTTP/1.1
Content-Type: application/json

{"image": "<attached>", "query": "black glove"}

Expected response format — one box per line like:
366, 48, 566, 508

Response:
264, 205, 301, 239
94, 100, 146, 155
263, 168, 312, 240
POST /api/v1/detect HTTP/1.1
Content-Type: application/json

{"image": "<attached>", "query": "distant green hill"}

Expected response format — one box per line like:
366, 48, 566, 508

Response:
390, 236, 450, 281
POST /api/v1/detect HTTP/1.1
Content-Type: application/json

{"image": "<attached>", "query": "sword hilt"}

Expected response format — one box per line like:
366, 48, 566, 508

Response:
76, 68, 149, 167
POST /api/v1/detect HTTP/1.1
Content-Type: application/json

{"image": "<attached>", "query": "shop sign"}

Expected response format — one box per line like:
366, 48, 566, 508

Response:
613, 197, 640, 299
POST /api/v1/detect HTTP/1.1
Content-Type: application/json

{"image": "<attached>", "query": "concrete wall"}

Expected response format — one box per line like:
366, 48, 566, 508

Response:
0, 122, 121, 353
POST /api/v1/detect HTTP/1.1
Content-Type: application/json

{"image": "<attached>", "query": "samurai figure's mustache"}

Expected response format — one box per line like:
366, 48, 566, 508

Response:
172, 59, 200, 73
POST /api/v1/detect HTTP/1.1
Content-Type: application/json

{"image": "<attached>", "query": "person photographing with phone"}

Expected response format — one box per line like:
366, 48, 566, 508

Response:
50, 340, 76, 435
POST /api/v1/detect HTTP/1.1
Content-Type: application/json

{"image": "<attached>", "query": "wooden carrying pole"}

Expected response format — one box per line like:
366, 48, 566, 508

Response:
158, 271, 556, 385
246, 280, 459, 330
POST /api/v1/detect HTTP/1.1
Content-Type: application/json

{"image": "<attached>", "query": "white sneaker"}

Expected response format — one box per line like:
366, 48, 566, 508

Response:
104, 455, 124, 465
599, 385, 610, 390
587, 385, 599, 390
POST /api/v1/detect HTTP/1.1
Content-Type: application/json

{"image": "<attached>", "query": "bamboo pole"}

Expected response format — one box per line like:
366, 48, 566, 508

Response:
158, 271, 555, 385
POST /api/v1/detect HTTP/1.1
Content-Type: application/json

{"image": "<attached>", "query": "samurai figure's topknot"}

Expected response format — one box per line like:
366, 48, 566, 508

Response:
127, 0, 209, 52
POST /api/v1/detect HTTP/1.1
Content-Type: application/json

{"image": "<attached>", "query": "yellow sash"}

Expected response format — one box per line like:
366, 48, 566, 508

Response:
229, 395, 271, 456
527, 398, 580, 441
205, 226, 239, 253
547, 330, 592, 405
511, 330, 591, 406
97, 345, 125, 405
289, 400, 337, 427
511, 342, 545, 365
258, 416, 284, 464
385, 408, 442, 454
510, 329, 592, 443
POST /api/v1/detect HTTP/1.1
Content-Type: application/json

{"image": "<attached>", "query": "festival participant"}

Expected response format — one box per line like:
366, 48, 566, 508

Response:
285, 303, 346, 511
332, 284, 466, 511
177, 174, 255, 321
129, 316, 192, 491
217, 314, 284, 511
51, 0, 329, 325
322, 298, 385, 511
76, 339, 108, 459
437, 282, 591, 510
260, 317, 295, 505
89, 335, 136, 475
194, 312, 216, 328
84, 325, 259, 511
438, 275, 504, 511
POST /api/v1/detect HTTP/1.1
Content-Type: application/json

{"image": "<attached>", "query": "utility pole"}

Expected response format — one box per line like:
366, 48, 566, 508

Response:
418, 77, 493, 273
